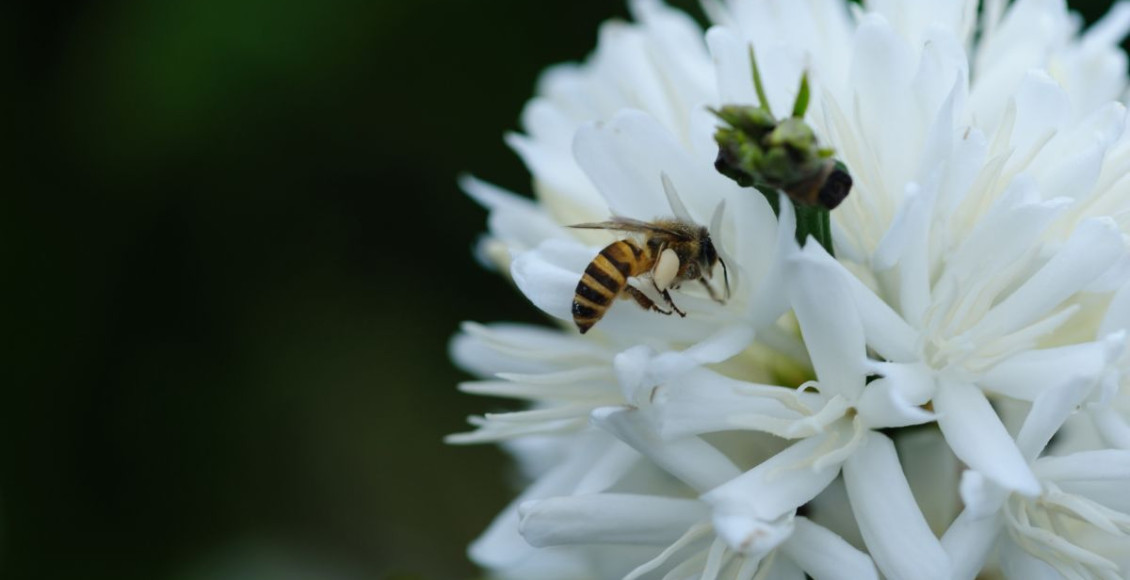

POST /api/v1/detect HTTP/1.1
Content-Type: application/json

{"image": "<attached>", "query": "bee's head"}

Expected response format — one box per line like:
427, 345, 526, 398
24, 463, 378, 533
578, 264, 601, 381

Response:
699, 227, 719, 276
699, 226, 730, 300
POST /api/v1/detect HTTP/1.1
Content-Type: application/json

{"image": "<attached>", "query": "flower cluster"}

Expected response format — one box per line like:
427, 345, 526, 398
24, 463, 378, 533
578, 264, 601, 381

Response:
451, 1, 1130, 578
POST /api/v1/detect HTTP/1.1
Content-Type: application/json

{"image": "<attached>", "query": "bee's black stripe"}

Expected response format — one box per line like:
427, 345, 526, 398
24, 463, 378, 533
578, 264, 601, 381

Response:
585, 262, 623, 293
598, 244, 634, 277
572, 303, 599, 319
576, 281, 613, 305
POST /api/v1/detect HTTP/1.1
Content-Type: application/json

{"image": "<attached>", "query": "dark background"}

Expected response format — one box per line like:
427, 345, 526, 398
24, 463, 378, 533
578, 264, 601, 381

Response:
0, 1, 1120, 579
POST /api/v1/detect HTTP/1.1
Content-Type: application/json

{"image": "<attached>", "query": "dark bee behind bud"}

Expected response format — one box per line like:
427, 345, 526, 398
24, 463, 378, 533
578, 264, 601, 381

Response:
817, 164, 853, 210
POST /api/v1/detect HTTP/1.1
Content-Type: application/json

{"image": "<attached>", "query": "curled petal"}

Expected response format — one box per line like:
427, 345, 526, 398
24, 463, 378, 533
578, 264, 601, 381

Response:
843, 432, 951, 580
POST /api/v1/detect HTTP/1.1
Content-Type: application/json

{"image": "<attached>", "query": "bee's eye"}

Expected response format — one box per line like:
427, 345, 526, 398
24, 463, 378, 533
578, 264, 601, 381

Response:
703, 240, 718, 266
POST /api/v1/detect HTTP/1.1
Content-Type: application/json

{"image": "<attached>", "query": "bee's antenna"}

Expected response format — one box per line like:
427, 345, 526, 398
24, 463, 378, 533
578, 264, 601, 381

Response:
660, 172, 696, 223
719, 256, 731, 300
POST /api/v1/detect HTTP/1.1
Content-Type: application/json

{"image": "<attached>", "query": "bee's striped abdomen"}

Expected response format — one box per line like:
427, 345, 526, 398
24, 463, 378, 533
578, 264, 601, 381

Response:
573, 240, 646, 334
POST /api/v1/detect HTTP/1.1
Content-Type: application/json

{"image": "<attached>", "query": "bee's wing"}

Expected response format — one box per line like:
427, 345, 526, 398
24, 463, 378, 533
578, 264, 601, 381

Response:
569, 218, 690, 238
661, 173, 696, 224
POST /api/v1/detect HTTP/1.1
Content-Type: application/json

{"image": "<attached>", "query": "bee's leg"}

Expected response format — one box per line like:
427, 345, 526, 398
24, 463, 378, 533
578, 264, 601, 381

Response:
659, 289, 687, 318
700, 279, 725, 304
624, 285, 672, 315
651, 278, 688, 318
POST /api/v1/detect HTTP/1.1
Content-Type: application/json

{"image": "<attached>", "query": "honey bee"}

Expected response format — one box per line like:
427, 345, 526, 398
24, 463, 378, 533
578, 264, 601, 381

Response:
569, 217, 730, 334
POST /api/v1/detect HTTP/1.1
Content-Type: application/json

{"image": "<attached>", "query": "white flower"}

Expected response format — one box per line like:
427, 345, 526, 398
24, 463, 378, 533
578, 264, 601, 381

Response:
452, 1, 1130, 578
517, 406, 879, 580
943, 370, 1130, 580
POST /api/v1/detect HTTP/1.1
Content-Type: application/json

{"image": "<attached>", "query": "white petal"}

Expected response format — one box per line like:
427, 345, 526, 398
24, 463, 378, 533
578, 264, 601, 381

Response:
1034, 450, 1130, 482
967, 217, 1126, 342
980, 338, 1117, 401
1008, 70, 1069, 166
748, 195, 799, 329
871, 181, 935, 325
779, 517, 879, 580
788, 243, 869, 400
940, 509, 1004, 580
470, 432, 617, 567
461, 174, 570, 251
451, 321, 608, 377
855, 376, 937, 429
997, 535, 1065, 580
1100, 278, 1130, 336
572, 109, 739, 225
519, 494, 708, 547
850, 14, 918, 196
934, 379, 1041, 495
648, 367, 805, 439
1015, 376, 1096, 460
511, 239, 594, 321
712, 512, 795, 557
759, 555, 805, 580
957, 469, 1008, 520
838, 261, 921, 363
591, 406, 741, 492
1092, 406, 1130, 449
572, 440, 644, 495
842, 432, 950, 580
644, 324, 756, 386
703, 433, 844, 521
897, 429, 961, 536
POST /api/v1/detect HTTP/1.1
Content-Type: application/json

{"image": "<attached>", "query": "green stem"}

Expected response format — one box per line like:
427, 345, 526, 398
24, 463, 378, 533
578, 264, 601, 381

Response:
754, 184, 780, 217
821, 207, 834, 257
752, 183, 834, 256
793, 201, 834, 256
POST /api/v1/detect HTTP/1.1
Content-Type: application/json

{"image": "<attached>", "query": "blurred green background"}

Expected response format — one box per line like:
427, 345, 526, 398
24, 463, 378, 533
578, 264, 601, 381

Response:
0, 1, 1121, 579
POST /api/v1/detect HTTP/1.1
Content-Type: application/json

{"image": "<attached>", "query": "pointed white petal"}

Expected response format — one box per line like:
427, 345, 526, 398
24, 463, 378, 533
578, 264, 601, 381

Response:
572, 440, 643, 495
1015, 377, 1096, 460
706, 26, 758, 106
649, 367, 805, 439
871, 182, 935, 325
940, 509, 1005, 580
703, 432, 844, 521
837, 261, 921, 363
460, 174, 570, 251
855, 376, 937, 429
573, 109, 740, 225
748, 195, 798, 329
1034, 450, 1130, 482
934, 379, 1040, 495
451, 321, 608, 377
623, 522, 713, 580
591, 406, 741, 492
1092, 407, 1130, 450
788, 243, 869, 400
470, 433, 617, 567
779, 517, 878, 580
519, 494, 709, 547
968, 217, 1126, 342
511, 239, 594, 321
1101, 279, 1130, 336
981, 338, 1118, 401
843, 432, 950, 580
643, 325, 757, 388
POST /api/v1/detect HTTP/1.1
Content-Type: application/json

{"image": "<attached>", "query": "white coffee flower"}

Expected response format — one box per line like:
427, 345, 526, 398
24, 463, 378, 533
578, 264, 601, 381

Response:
517, 406, 879, 580
943, 369, 1130, 580
452, 0, 1130, 578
